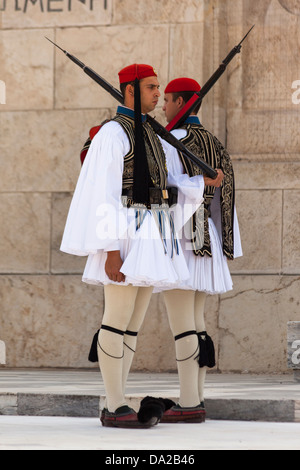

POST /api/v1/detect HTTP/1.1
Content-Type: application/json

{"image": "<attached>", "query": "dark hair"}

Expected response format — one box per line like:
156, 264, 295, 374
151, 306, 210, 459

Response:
171, 91, 201, 114
120, 81, 135, 98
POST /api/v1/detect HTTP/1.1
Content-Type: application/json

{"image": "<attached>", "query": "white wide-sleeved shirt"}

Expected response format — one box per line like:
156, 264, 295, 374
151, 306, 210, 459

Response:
157, 116, 243, 294
61, 107, 205, 288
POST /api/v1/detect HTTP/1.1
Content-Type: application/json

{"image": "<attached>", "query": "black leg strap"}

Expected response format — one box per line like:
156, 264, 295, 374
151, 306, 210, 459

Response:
174, 330, 197, 341
98, 324, 125, 359
101, 324, 125, 336
124, 330, 138, 353
174, 330, 199, 362
88, 325, 126, 362
125, 330, 138, 336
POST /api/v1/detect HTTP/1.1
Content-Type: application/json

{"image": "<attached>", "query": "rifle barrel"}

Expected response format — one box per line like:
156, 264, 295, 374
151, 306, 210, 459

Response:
166, 25, 255, 131
83, 67, 124, 104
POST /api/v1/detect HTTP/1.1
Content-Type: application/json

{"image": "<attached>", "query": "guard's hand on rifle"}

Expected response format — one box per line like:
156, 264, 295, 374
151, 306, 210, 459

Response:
204, 168, 224, 187
105, 251, 125, 283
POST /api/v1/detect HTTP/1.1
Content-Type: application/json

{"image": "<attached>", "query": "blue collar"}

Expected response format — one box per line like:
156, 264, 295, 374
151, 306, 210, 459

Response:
185, 115, 201, 125
117, 105, 147, 123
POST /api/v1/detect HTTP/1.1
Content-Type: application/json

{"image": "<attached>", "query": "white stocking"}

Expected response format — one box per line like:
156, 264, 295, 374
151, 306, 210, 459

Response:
163, 289, 200, 407
98, 285, 140, 412
98, 284, 153, 412
122, 286, 153, 394
195, 291, 207, 403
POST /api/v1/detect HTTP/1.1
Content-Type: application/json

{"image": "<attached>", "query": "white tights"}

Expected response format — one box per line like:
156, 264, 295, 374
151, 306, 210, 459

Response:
163, 289, 207, 407
97, 284, 153, 412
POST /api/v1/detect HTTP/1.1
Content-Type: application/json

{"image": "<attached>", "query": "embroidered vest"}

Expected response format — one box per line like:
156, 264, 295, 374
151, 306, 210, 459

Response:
178, 123, 235, 259
112, 112, 168, 203
79, 110, 178, 257
113, 112, 178, 256
80, 111, 168, 207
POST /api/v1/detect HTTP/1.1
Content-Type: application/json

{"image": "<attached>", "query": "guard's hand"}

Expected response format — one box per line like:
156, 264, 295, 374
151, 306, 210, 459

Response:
204, 169, 224, 187
105, 250, 125, 283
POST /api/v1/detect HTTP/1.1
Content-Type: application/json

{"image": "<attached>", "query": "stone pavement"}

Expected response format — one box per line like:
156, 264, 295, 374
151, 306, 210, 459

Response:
1, 415, 300, 450
0, 368, 299, 423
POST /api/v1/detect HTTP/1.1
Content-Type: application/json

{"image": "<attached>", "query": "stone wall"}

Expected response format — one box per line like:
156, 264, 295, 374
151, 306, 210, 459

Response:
222, 0, 300, 373
0, 0, 299, 373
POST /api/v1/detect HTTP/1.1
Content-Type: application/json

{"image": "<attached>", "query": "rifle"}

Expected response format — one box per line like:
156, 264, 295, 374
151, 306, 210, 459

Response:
166, 25, 255, 131
45, 37, 217, 178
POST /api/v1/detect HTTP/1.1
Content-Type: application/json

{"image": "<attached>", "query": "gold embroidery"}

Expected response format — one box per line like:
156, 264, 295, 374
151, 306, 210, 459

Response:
112, 113, 167, 195
179, 124, 234, 259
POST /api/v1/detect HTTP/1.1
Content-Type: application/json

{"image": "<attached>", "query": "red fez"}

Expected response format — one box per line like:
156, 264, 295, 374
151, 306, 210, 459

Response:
118, 64, 157, 84
165, 77, 201, 93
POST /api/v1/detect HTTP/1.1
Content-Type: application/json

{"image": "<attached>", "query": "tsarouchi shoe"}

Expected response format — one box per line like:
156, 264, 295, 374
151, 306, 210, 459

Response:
100, 407, 107, 425
102, 405, 159, 428
160, 403, 206, 423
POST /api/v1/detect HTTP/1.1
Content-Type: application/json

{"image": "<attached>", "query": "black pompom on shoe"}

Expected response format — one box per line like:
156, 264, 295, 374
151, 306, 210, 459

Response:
138, 396, 176, 424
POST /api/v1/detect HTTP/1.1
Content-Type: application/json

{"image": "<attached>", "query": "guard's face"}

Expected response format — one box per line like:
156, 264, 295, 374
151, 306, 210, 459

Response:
139, 76, 161, 114
163, 93, 183, 123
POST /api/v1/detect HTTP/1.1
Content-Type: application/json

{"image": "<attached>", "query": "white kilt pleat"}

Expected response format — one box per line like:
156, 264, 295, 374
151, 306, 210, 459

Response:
154, 218, 233, 295
82, 210, 190, 288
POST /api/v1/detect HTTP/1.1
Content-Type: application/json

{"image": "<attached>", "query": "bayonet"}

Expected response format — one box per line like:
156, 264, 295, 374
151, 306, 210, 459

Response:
46, 37, 123, 103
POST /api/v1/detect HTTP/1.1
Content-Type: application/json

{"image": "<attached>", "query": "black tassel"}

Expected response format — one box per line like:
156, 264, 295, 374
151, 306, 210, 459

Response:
197, 331, 216, 368
133, 78, 151, 205
138, 396, 176, 424
140, 396, 176, 411
88, 329, 100, 363
138, 402, 163, 424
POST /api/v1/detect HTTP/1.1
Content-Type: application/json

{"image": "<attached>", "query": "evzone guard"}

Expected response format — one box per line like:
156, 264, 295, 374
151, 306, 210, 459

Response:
158, 77, 242, 422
